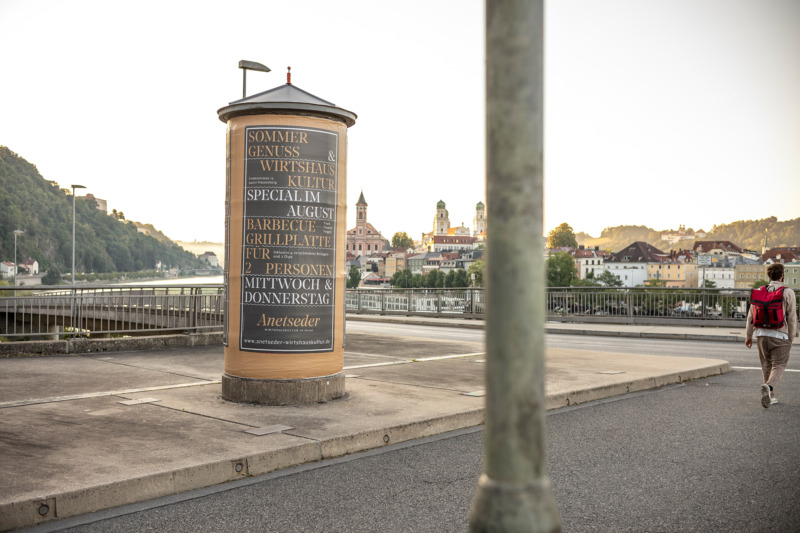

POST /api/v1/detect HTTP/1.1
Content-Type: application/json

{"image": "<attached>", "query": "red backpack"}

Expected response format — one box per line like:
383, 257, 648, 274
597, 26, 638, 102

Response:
750, 285, 785, 329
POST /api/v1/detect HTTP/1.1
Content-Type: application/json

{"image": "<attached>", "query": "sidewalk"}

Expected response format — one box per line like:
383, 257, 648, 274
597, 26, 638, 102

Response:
0, 322, 731, 531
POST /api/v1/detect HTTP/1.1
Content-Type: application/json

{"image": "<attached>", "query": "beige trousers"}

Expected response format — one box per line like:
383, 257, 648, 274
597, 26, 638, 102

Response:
756, 336, 793, 388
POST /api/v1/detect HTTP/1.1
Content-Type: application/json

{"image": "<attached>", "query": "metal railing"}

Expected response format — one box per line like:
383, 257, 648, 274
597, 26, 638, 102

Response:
345, 288, 486, 319
0, 284, 224, 340
346, 286, 800, 327
3, 284, 797, 340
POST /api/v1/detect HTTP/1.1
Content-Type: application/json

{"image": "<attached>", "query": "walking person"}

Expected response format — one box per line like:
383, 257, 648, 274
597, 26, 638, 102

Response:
745, 263, 798, 408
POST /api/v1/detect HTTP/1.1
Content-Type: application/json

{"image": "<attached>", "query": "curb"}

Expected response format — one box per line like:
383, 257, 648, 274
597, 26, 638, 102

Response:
0, 410, 484, 531
0, 361, 730, 531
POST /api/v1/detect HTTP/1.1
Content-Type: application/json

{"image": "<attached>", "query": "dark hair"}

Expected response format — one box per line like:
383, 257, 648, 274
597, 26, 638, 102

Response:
767, 263, 784, 281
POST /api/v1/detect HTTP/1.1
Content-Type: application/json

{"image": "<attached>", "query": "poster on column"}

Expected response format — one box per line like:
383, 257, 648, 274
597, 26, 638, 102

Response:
240, 126, 338, 353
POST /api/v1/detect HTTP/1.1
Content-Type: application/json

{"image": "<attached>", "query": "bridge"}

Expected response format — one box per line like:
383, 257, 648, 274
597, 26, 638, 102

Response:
0, 284, 777, 342
0, 285, 224, 340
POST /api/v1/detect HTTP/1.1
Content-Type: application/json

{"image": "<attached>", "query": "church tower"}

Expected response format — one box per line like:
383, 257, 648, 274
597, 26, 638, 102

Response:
434, 199, 450, 235
473, 201, 486, 237
356, 191, 368, 233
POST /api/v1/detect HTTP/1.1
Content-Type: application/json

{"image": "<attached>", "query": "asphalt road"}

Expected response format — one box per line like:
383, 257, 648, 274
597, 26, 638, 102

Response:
30, 332, 800, 533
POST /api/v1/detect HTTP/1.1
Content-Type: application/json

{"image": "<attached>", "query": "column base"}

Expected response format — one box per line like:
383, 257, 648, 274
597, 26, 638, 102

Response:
469, 474, 561, 532
221, 372, 345, 405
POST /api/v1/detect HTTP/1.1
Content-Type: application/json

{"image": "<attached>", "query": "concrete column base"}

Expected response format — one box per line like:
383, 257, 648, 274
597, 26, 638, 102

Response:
221, 372, 345, 405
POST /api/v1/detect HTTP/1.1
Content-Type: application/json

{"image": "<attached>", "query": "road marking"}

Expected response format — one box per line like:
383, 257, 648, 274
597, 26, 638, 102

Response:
732, 366, 800, 373
345, 351, 408, 359
344, 360, 412, 370
344, 352, 484, 370
0, 380, 221, 409
413, 352, 485, 362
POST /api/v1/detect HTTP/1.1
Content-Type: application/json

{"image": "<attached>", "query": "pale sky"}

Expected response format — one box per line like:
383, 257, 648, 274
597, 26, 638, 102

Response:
1, 0, 798, 244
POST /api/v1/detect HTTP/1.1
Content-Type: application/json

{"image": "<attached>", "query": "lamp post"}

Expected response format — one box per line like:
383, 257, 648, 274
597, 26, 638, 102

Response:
71, 185, 86, 333
71, 184, 86, 285
238, 60, 271, 99
13, 229, 23, 296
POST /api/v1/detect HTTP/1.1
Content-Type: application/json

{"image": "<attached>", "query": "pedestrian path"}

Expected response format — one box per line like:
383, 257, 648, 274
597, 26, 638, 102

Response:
0, 323, 731, 530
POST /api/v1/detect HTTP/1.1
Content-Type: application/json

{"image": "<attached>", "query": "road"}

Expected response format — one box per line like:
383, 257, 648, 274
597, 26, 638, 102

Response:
28, 325, 800, 533
347, 321, 781, 369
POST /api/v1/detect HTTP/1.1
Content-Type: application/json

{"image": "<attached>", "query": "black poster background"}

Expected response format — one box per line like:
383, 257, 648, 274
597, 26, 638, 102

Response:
239, 126, 338, 352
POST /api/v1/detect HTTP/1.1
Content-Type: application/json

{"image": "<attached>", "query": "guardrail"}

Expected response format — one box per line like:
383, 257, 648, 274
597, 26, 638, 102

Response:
0, 285, 224, 340
3, 284, 797, 340
346, 286, 799, 328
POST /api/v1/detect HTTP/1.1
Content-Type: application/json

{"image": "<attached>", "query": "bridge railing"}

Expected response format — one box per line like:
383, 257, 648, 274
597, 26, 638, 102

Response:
0, 284, 224, 340
345, 286, 798, 327
3, 284, 796, 340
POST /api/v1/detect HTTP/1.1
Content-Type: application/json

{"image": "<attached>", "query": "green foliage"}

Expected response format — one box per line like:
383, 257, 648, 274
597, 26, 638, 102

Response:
42, 266, 62, 285
571, 278, 600, 287
595, 269, 624, 287
703, 279, 717, 288
547, 252, 576, 287
0, 147, 203, 273
391, 268, 413, 288
347, 266, 362, 289
391, 232, 415, 250
752, 279, 768, 289
547, 223, 578, 249
467, 259, 484, 287
708, 216, 800, 250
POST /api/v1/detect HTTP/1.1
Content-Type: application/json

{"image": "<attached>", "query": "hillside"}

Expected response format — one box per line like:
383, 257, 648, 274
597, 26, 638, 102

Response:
176, 241, 225, 268
707, 217, 800, 250
576, 218, 800, 254
0, 146, 203, 274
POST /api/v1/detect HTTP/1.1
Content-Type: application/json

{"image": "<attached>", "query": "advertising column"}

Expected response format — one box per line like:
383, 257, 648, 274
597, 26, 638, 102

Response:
218, 82, 356, 405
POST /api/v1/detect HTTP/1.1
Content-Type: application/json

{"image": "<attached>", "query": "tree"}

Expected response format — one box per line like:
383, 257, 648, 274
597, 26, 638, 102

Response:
703, 279, 717, 288
595, 270, 624, 287
391, 269, 413, 288
453, 268, 471, 287
751, 279, 768, 289
468, 259, 484, 287
547, 252, 576, 287
547, 222, 578, 249
347, 266, 361, 289
391, 232, 414, 250
425, 269, 442, 288
42, 266, 62, 285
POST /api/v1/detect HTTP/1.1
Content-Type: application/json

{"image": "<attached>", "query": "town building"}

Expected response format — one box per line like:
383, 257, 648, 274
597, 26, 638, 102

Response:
763, 247, 800, 264
473, 201, 487, 238
693, 241, 743, 256
18, 258, 39, 275
569, 246, 609, 280
346, 192, 390, 257
422, 200, 485, 250
81, 193, 108, 213
198, 251, 219, 268
384, 252, 408, 279
646, 262, 699, 288
698, 265, 736, 289
785, 262, 800, 290
0, 261, 15, 279
428, 235, 476, 252
734, 262, 767, 289
605, 242, 669, 287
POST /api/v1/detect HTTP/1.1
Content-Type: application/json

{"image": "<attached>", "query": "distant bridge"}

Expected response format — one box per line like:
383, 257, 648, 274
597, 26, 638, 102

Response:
0, 285, 224, 340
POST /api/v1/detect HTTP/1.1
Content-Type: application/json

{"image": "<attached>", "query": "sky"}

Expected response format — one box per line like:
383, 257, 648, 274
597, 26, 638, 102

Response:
1, 0, 798, 245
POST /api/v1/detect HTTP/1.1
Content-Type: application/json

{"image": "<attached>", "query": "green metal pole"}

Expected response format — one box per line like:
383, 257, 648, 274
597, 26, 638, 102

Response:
469, 0, 561, 531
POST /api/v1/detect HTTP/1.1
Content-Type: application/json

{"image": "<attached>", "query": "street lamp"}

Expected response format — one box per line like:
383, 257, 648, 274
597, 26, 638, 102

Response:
13, 229, 23, 294
239, 60, 271, 99
71, 184, 86, 285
